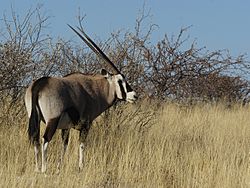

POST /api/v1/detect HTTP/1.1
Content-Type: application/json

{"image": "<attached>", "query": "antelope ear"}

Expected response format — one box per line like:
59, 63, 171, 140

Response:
101, 69, 111, 78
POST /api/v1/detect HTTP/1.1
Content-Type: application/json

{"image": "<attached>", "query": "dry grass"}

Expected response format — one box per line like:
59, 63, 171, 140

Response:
1, 101, 250, 187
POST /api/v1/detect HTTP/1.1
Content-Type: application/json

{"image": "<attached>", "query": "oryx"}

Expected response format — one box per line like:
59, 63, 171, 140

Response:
25, 25, 138, 173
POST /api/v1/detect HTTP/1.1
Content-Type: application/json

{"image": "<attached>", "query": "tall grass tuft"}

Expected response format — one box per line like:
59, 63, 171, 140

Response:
1, 101, 250, 187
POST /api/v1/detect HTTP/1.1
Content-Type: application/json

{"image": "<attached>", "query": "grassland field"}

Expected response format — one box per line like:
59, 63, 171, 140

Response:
1, 101, 250, 187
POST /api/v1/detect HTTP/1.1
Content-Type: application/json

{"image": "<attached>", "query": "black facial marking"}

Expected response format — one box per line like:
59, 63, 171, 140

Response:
120, 74, 133, 92
118, 80, 127, 100
125, 82, 133, 92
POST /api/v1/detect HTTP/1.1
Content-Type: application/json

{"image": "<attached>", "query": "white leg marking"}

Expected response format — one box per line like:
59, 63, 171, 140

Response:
34, 145, 40, 172
79, 142, 85, 170
41, 138, 48, 173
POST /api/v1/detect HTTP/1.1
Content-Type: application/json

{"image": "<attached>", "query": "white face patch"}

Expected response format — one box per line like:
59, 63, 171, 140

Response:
113, 74, 137, 103
126, 91, 137, 103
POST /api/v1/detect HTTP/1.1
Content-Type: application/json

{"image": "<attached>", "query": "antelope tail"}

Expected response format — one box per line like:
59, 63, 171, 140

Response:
28, 77, 48, 144
28, 85, 40, 145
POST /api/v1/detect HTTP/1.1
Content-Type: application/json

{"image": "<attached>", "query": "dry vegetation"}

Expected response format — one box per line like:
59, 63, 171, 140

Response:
1, 101, 250, 187
1, 6, 250, 104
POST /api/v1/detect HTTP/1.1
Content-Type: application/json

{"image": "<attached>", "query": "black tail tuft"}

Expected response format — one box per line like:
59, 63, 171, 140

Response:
28, 108, 40, 145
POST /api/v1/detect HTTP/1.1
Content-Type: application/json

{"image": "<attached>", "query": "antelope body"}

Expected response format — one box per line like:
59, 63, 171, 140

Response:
25, 26, 137, 173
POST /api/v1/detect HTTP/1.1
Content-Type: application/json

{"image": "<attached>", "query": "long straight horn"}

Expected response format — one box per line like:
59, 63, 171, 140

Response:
68, 24, 120, 74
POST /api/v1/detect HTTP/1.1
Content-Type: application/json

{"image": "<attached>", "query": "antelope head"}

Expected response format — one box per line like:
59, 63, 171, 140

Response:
68, 24, 138, 103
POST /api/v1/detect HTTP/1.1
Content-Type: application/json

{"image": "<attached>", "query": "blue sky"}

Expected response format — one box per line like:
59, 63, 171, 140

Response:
0, 0, 249, 59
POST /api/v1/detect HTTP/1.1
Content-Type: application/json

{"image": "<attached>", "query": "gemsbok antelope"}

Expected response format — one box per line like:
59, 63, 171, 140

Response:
25, 25, 138, 173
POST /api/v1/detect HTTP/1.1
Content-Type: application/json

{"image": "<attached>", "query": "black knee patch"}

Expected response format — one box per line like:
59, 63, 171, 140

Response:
79, 127, 89, 143
61, 129, 69, 143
